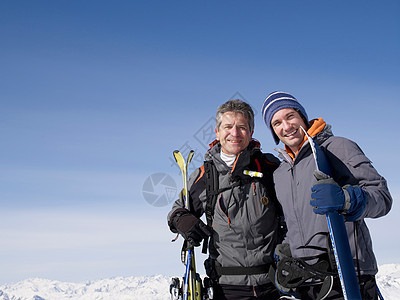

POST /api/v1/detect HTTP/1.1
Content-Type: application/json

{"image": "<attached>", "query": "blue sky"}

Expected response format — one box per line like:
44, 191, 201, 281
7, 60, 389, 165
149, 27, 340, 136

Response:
0, 1, 399, 284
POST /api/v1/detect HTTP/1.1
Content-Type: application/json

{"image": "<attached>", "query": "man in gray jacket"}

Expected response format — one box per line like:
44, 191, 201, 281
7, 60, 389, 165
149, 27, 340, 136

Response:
168, 100, 282, 299
261, 91, 392, 299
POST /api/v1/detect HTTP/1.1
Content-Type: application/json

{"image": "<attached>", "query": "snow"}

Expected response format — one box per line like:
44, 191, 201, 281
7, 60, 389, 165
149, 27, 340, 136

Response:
0, 264, 399, 300
0, 276, 170, 300
376, 264, 400, 299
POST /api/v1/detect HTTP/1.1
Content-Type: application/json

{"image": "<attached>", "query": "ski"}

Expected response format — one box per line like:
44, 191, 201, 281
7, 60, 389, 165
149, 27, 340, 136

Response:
171, 150, 204, 300
301, 127, 362, 300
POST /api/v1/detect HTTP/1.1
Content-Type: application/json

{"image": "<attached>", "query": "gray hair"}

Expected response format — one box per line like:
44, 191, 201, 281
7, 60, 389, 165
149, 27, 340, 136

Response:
215, 99, 254, 132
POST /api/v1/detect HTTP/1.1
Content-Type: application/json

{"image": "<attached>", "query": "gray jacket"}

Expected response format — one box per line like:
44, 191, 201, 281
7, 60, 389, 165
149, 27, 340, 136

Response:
168, 141, 281, 286
273, 123, 392, 275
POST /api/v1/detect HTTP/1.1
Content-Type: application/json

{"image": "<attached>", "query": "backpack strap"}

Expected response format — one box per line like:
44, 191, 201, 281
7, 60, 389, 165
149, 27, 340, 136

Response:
202, 160, 219, 254
204, 160, 219, 228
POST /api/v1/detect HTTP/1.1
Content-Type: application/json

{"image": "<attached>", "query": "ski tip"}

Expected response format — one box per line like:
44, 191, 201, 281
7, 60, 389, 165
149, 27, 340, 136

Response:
187, 150, 195, 163
172, 150, 181, 163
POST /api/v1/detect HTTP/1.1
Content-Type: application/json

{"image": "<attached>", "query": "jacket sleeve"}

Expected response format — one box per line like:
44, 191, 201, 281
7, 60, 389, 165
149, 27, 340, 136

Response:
325, 137, 392, 219
167, 166, 207, 231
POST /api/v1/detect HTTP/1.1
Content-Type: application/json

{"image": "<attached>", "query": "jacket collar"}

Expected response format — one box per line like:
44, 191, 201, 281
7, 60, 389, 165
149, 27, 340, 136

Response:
278, 118, 332, 162
206, 139, 261, 174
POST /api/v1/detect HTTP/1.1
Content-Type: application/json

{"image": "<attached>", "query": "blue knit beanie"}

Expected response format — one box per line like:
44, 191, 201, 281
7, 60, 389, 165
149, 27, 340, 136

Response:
262, 91, 309, 144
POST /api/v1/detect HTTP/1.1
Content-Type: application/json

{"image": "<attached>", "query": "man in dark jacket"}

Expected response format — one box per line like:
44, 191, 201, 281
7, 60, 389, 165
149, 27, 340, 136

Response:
261, 91, 392, 299
168, 100, 282, 299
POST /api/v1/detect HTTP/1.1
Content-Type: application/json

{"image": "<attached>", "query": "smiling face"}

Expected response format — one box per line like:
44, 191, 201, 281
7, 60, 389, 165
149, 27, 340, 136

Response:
215, 111, 253, 155
270, 108, 308, 153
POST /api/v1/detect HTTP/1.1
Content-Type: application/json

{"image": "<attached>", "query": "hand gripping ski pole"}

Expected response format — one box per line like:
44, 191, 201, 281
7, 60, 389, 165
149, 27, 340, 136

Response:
172, 150, 203, 300
301, 127, 361, 300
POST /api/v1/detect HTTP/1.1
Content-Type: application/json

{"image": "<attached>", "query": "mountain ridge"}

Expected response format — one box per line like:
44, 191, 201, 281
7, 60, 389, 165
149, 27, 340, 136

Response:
1, 264, 399, 300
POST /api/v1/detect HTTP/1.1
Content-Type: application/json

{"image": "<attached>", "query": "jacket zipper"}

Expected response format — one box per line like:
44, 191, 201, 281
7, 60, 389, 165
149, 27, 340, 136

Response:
253, 182, 260, 217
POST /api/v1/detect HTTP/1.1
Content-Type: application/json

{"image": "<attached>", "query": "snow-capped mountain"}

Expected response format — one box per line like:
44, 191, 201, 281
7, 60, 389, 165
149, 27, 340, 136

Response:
0, 276, 170, 300
0, 264, 399, 300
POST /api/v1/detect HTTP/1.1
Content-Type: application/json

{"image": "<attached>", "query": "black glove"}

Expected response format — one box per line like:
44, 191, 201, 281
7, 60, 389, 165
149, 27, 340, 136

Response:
171, 208, 212, 247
